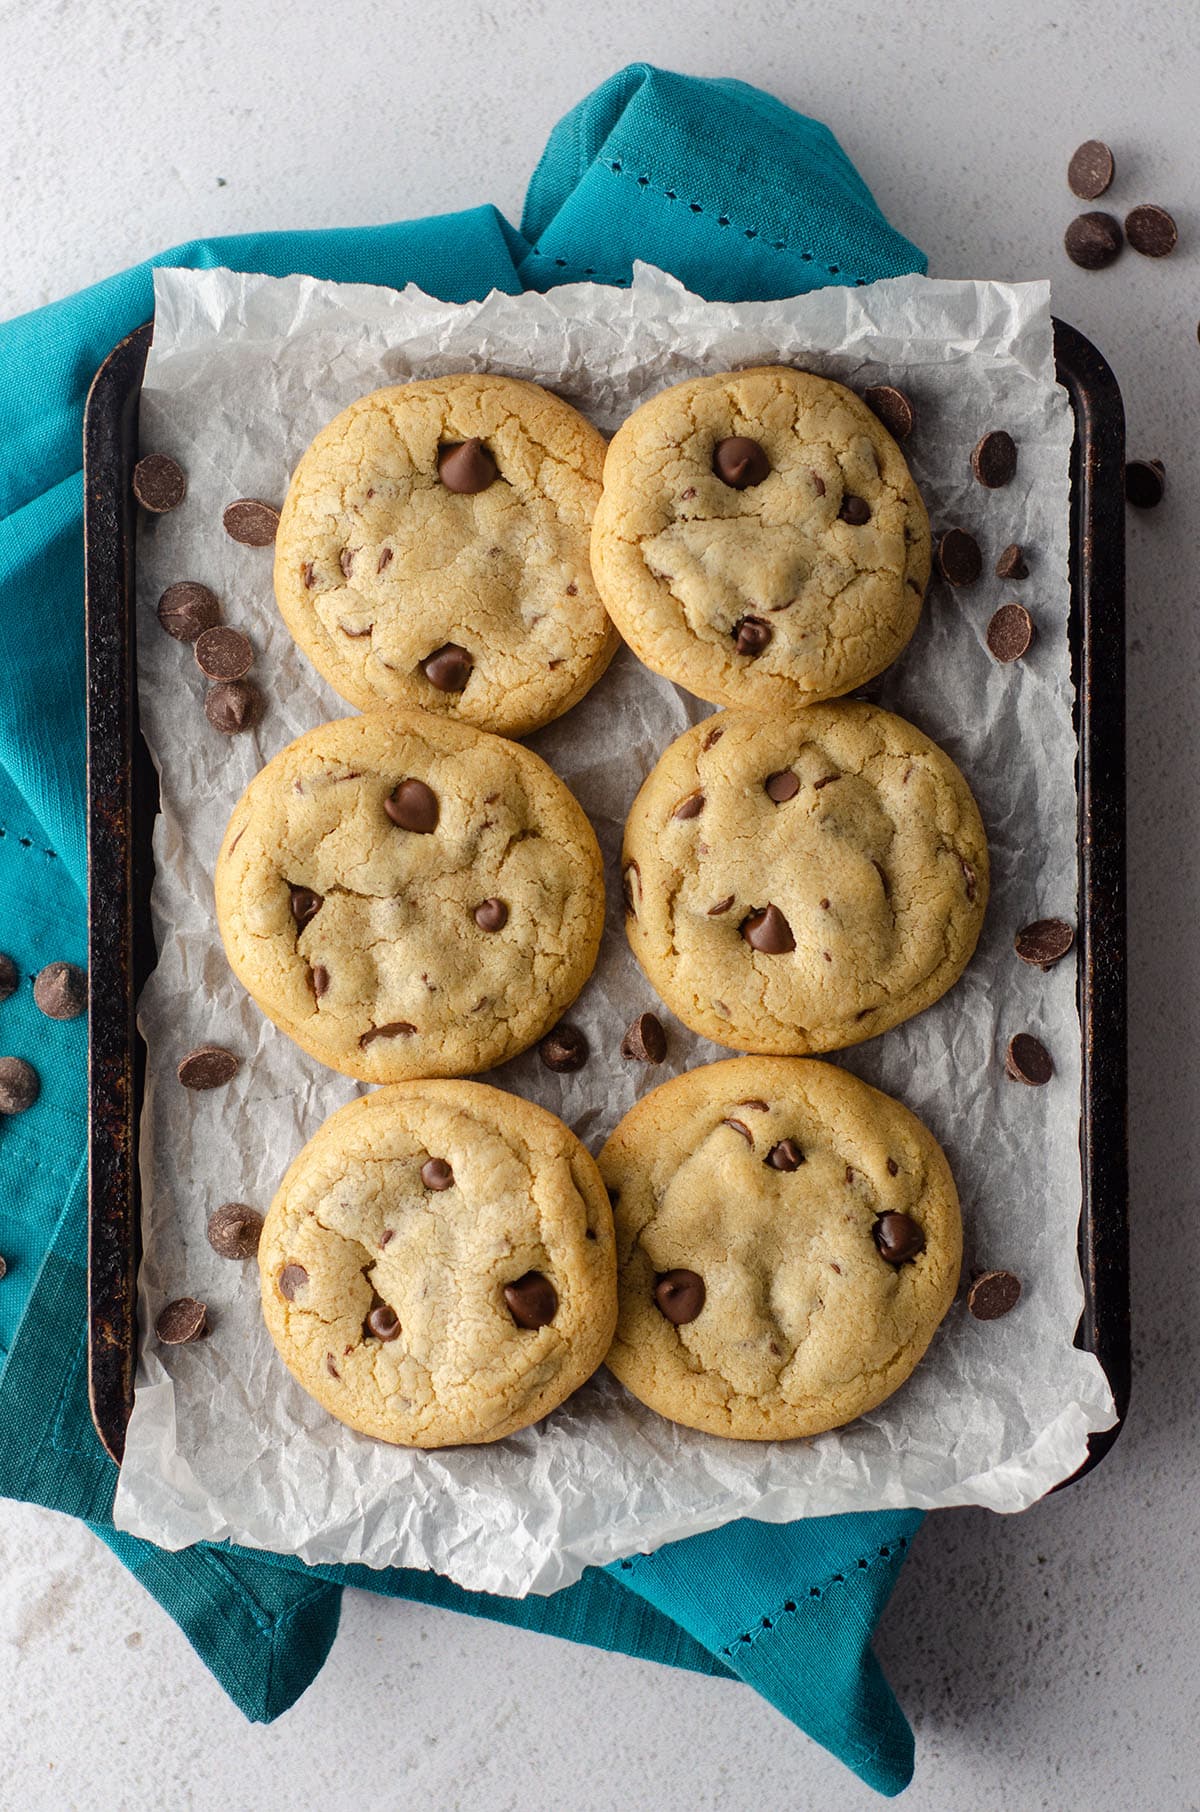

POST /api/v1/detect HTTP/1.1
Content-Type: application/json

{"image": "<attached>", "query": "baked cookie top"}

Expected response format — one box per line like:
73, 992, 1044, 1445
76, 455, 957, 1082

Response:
274, 373, 618, 736
260, 1082, 617, 1447
215, 710, 604, 1083
622, 702, 988, 1055
598, 1057, 961, 1441
590, 366, 930, 710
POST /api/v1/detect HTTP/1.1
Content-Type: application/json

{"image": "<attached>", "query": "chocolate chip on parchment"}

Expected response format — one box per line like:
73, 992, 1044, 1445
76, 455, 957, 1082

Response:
967, 1269, 1022, 1321
366, 1304, 401, 1340
289, 886, 323, 929
422, 643, 474, 691
1067, 139, 1114, 201
177, 1044, 239, 1090
32, 961, 87, 1020
504, 1271, 558, 1328
764, 769, 800, 803
1125, 459, 1165, 509
539, 1022, 588, 1073
473, 898, 508, 931
1014, 917, 1075, 968
986, 603, 1034, 663
421, 1157, 454, 1191
156, 1297, 208, 1344
132, 453, 186, 513
971, 430, 1018, 489
1125, 204, 1177, 258
838, 494, 870, 526
741, 904, 795, 954
438, 438, 497, 493
995, 543, 1029, 581
385, 778, 439, 832
157, 581, 220, 642
0, 954, 16, 1002
654, 1269, 705, 1325
206, 1203, 264, 1260
278, 1264, 307, 1300
672, 791, 704, 820
1064, 211, 1123, 270
222, 499, 280, 546
872, 1212, 925, 1265
713, 436, 769, 488
862, 385, 914, 441
733, 616, 772, 656
766, 1138, 804, 1171
0, 1057, 39, 1115
1005, 1032, 1054, 1086
936, 528, 982, 586
621, 1011, 667, 1064
204, 679, 264, 734
194, 625, 253, 682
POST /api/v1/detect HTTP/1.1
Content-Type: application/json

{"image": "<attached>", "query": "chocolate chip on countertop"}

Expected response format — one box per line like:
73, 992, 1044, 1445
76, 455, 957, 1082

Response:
971, 430, 1018, 489
421, 1157, 454, 1191
289, 885, 323, 929
764, 769, 800, 803
1014, 918, 1076, 968
278, 1263, 308, 1300
539, 1022, 589, 1073
155, 1297, 208, 1344
936, 528, 983, 586
986, 603, 1035, 663
195, 625, 254, 681
838, 494, 871, 525
713, 437, 769, 488
741, 904, 795, 954
132, 453, 186, 513
1064, 212, 1123, 270
223, 499, 280, 546
366, 1303, 401, 1340
621, 1012, 667, 1064
504, 1271, 558, 1328
0, 954, 16, 1002
206, 1203, 264, 1260
1005, 1032, 1054, 1086
872, 1212, 926, 1265
0, 1057, 39, 1115
995, 543, 1029, 581
177, 1044, 239, 1090
967, 1269, 1023, 1321
862, 385, 914, 441
654, 1269, 705, 1325
157, 581, 221, 642
32, 961, 87, 1020
473, 898, 508, 931
1125, 204, 1177, 258
422, 643, 474, 691
733, 616, 772, 656
1125, 459, 1165, 509
438, 439, 497, 493
766, 1138, 804, 1171
1067, 140, 1114, 201
385, 778, 439, 833
204, 679, 264, 734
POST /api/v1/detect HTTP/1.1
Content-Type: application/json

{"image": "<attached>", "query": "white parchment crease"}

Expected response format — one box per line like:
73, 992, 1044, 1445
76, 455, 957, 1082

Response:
113, 264, 1116, 1595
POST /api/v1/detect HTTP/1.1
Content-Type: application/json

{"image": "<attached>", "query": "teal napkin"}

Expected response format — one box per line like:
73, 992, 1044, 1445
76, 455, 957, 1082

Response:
0, 64, 926, 1796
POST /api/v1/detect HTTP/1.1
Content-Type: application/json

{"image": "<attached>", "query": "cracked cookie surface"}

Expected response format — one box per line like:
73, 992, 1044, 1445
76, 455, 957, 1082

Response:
590, 367, 930, 709
215, 711, 604, 1082
274, 373, 617, 736
598, 1057, 961, 1440
260, 1082, 617, 1446
622, 702, 988, 1055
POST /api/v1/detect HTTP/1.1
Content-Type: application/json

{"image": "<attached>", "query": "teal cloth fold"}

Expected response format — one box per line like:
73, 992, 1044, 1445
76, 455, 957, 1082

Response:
0, 65, 926, 1796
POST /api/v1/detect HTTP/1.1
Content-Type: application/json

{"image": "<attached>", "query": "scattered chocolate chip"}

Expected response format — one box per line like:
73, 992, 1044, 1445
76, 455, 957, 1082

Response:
474, 898, 508, 931
1005, 1033, 1054, 1085
733, 616, 772, 656
422, 643, 474, 691
278, 1264, 308, 1300
359, 1021, 416, 1046
32, 961, 87, 1020
872, 1212, 925, 1265
504, 1271, 558, 1328
132, 453, 186, 513
766, 1138, 804, 1171
1015, 918, 1075, 968
1064, 211, 1123, 270
204, 679, 264, 735
0, 1057, 39, 1114
222, 499, 280, 546
707, 894, 735, 916
838, 494, 871, 526
438, 438, 497, 493
0, 954, 16, 1002
621, 1012, 667, 1064
936, 528, 982, 586
713, 436, 769, 488
967, 1269, 1022, 1320
421, 1157, 454, 1191
194, 625, 253, 681
1125, 204, 1177, 258
722, 1117, 753, 1143
377, 547, 394, 573
764, 769, 800, 803
672, 791, 704, 820
862, 385, 914, 441
741, 904, 795, 954
971, 430, 1018, 489
177, 1044, 239, 1089
157, 581, 220, 642
206, 1203, 264, 1260
288, 885, 323, 930
995, 543, 1029, 581
366, 1303, 401, 1340
539, 1023, 588, 1073
1125, 459, 1165, 508
385, 778, 439, 833
156, 1297, 208, 1343
310, 964, 330, 997
986, 603, 1035, 663
622, 861, 641, 915
654, 1269, 705, 1325
1068, 139, 1114, 201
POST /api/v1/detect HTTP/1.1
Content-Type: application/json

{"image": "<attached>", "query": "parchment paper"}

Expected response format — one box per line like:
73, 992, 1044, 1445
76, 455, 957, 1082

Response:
113, 264, 1116, 1595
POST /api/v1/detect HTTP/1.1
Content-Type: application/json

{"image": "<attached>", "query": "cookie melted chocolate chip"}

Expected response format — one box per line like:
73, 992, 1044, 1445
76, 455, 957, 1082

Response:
504, 1271, 558, 1328
289, 885, 323, 929
872, 1212, 925, 1265
653, 1269, 706, 1325
712, 436, 769, 488
437, 438, 497, 493
741, 904, 795, 954
385, 778, 439, 832
421, 643, 474, 691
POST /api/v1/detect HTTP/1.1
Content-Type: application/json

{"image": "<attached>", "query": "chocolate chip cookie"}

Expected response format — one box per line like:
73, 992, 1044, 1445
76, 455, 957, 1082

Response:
215, 710, 604, 1082
274, 374, 618, 736
590, 366, 930, 709
261, 1081, 617, 1446
622, 702, 987, 1054
599, 1057, 961, 1440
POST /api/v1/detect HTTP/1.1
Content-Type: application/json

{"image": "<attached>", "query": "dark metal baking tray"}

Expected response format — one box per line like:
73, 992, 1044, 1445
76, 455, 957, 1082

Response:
83, 316, 1129, 1477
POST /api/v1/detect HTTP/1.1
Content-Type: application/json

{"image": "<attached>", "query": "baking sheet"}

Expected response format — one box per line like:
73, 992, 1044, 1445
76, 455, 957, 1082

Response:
112, 264, 1116, 1595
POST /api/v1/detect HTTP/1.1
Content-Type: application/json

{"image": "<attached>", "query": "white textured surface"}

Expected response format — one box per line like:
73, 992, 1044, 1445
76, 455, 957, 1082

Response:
1, 2, 1198, 1805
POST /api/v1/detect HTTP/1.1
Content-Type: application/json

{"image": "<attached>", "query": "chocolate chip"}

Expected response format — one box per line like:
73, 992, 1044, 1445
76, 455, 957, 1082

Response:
359, 1021, 416, 1045
421, 1157, 454, 1190
1125, 204, 1177, 258
204, 679, 264, 734
672, 791, 704, 820
936, 528, 982, 587
621, 1011, 667, 1064
702, 724, 724, 751
838, 494, 870, 525
707, 894, 735, 916
995, 543, 1029, 581
155, 1297, 208, 1343
738, 1098, 769, 1112
1125, 459, 1165, 509
960, 857, 978, 903
377, 547, 394, 573
504, 1271, 557, 1328
339, 620, 374, 638
157, 581, 220, 642
1005, 1033, 1054, 1085
713, 436, 769, 488
622, 861, 641, 915
422, 643, 474, 691
733, 616, 772, 657
811, 472, 826, 497
654, 1269, 705, 1325
741, 904, 795, 954
289, 886, 323, 929
986, 603, 1034, 663
339, 547, 355, 578
0, 1057, 39, 1114
872, 1212, 925, 1265
722, 1117, 753, 1143
206, 1203, 264, 1260
132, 453, 186, 513
366, 1303, 401, 1340
1068, 140, 1114, 201
1015, 917, 1075, 968
971, 430, 1018, 489
310, 964, 330, 997
967, 1269, 1022, 1320
1064, 212, 1123, 270
385, 778, 439, 832
278, 1264, 307, 1300
887, 1157, 899, 1175
539, 1023, 588, 1073
764, 769, 800, 803
474, 898, 508, 931
301, 562, 316, 588
0, 954, 16, 1002
438, 438, 497, 493
766, 1138, 804, 1171
222, 499, 280, 545
194, 625, 253, 681
862, 385, 914, 441
325, 1354, 340, 1378
177, 1044, 239, 1089
32, 961, 87, 1020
